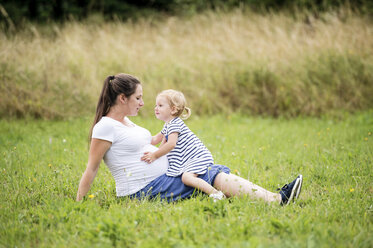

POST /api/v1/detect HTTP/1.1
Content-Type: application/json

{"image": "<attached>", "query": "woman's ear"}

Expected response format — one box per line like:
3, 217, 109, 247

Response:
119, 94, 127, 104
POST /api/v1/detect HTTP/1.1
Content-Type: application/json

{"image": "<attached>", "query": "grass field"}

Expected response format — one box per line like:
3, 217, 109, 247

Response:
0, 112, 372, 247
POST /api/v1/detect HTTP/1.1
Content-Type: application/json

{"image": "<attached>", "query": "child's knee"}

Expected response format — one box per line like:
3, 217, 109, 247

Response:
181, 173, 188, 184
181, 172, 194, 184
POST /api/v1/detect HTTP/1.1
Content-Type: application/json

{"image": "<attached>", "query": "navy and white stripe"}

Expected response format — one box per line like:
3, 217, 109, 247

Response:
161, 117, 214, 177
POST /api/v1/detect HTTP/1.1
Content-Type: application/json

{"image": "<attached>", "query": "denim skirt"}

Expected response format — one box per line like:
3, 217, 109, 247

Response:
128, 164, 230, 202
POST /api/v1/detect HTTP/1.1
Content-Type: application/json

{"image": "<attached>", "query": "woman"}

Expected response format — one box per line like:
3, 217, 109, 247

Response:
76, 73, 303, 205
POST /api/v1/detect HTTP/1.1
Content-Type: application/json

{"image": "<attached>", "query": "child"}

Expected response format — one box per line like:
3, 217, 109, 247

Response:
141, 89, 225, 201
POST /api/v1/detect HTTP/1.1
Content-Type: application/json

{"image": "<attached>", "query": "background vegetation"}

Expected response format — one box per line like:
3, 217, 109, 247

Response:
1, 6, 372, 119
1, 0, 372, 27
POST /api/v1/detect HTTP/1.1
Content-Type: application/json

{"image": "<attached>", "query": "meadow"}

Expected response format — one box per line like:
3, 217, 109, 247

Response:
1, 5, 372, 247
1, 112, 372, 247
1, 7, 373, 119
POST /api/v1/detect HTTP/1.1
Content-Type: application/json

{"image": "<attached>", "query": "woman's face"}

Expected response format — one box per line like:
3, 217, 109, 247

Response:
125, 84, 144, 116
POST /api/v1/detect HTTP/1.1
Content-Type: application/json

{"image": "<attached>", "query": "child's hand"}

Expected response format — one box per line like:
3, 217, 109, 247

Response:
141, 152, 157, 164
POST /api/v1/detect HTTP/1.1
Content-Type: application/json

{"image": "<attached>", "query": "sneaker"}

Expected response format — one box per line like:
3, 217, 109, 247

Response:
278, 176, 301, 206
209, 191, 226, 202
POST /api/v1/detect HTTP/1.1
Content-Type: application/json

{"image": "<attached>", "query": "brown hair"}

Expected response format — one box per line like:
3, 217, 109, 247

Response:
89, 73, 141, 143
157, 89, 191, 120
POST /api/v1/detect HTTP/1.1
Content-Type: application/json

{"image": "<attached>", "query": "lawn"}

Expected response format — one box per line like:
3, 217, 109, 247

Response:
0, 112, 372, 247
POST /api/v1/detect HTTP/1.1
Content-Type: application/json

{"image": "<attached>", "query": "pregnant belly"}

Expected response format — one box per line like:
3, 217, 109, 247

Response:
141, 144, 169, 173
141, 144, 159, 153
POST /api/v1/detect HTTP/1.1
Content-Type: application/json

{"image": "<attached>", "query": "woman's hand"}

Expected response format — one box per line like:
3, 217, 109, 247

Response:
141, 152, 157, 164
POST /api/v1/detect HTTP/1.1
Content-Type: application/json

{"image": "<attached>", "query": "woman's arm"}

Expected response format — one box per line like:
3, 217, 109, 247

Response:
151, 132, 164, 146
76, 138, 111, 201
141, 132, 178, 163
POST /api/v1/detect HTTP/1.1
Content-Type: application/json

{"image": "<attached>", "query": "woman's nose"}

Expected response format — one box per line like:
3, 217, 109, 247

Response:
140, 99, 144, 106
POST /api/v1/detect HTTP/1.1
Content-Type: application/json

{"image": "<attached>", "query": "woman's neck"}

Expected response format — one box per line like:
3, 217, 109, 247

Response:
106, 106, 127, 123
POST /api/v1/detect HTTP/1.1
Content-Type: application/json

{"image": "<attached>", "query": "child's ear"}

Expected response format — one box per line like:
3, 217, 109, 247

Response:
171, 106, 178, 115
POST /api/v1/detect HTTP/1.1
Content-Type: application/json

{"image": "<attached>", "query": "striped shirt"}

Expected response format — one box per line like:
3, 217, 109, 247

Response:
161, 117, 214, 177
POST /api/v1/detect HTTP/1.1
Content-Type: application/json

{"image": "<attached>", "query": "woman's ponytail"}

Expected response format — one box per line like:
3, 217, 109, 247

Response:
88, 76, 114, 144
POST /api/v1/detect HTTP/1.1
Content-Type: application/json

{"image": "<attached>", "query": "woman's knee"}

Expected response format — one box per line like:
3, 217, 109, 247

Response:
213, 172, 246, 196
213, 172, 229, 188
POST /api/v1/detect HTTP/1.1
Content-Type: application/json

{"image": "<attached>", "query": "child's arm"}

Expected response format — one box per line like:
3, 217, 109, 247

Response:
158, 135, 167, 148
151, 132, 163, 146
141, 132, 178, 163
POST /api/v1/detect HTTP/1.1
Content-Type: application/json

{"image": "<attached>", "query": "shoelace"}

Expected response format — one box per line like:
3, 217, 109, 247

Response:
277, 184, 289, 191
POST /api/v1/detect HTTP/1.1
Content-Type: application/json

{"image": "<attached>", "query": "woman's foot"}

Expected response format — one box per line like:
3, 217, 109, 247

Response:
278, 175, 303, 205
209, 191, 226, 202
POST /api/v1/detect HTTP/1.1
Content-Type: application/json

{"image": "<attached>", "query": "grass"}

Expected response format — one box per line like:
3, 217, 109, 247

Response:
1, 8, 373, 118
0, 112, 372, 247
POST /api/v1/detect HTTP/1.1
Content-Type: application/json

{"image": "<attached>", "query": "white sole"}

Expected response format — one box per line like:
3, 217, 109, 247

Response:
286, 177, 301, 206
295, 174, 303, 200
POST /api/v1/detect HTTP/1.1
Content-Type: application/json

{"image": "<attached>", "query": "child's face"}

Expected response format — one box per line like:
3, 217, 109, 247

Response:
155, 96, 175, 122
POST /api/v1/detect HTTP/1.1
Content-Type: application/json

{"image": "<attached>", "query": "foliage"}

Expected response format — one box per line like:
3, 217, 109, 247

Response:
0, 8, 372, 119
0, 0, 371, 27
0, 113, 372, 247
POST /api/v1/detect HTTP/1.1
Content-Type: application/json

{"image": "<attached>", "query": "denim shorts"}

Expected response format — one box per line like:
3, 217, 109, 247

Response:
128, 164, 230, 202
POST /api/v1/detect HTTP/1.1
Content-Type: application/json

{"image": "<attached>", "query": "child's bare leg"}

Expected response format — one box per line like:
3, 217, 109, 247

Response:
213, 173, 281, 203
182, 172, 219, 195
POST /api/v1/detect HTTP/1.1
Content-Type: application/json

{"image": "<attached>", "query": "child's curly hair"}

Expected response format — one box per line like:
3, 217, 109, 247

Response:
157, 89, 191, 120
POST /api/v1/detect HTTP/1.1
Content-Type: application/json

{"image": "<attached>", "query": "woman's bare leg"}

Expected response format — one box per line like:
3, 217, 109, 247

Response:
213, 173, 281, 203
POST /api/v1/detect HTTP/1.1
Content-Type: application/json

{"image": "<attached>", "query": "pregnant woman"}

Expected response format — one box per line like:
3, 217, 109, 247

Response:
76, 73, 303, 205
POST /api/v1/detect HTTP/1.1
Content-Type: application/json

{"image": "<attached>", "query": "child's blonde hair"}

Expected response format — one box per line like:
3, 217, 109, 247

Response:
158, 89, 191, 120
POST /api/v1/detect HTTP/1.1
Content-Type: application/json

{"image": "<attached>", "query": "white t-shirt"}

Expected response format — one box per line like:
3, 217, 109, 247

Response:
92, 116, 168, 196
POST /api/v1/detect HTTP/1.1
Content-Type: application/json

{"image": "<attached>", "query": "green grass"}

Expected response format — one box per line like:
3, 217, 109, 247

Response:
0, 112, 372, 247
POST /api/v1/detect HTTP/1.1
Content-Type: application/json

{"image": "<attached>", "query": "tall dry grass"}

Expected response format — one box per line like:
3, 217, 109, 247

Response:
1, 8, 372, 118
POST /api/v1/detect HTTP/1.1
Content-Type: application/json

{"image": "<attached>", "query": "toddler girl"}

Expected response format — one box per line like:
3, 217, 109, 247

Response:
141, 89, 225, 201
